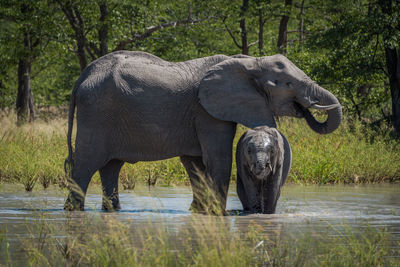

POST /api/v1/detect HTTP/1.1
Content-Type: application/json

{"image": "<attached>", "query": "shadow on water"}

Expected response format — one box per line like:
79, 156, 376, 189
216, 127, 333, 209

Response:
1, 208, 190, 214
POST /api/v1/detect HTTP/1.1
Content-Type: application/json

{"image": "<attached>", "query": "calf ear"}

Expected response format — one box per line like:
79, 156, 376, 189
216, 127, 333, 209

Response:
271, 130, 284, 177
279, 132, 292, 186
198, 58, 276, 128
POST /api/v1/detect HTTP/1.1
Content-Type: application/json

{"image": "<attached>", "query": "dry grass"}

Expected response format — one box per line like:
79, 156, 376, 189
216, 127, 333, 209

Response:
0, 214, 398, 266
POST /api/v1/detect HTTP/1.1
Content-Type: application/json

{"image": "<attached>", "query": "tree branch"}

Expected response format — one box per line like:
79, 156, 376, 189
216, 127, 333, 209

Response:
247, 40, 259, 48
58, 1, 78, 32
222, 17, 242, 49
31, 62, 51, 79
72, 5, 84, 29
85, 44, 97, 61
114, 17, 210, 51
248, 40, 259, 47
87, 42, 101, 58
0, 14, 19, 23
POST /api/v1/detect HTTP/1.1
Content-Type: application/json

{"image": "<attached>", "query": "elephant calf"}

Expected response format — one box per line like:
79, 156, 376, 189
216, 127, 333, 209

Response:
236, 126, 291, 214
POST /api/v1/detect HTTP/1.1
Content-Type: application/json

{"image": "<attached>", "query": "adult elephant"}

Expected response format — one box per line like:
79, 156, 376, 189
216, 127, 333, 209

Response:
64, 51, 342, 213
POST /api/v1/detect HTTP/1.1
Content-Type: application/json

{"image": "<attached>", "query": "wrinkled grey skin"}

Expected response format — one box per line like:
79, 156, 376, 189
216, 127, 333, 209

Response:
64, 51, 342, 213
236, 127, 291, 214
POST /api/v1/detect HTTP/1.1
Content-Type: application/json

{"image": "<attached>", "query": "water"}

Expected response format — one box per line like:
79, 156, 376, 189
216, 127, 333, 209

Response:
0, 183, 399, 259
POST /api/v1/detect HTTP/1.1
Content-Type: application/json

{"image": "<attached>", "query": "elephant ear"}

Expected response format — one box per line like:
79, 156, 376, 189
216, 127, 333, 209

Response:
198, 58, 276, 128
236, 133, 259, 211
279, 131, 292, 186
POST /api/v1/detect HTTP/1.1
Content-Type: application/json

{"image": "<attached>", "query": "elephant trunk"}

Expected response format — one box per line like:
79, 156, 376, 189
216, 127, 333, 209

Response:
301, 83, 342, 135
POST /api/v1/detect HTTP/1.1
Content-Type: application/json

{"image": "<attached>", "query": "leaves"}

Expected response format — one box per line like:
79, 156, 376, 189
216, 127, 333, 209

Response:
0, 0, 399, 127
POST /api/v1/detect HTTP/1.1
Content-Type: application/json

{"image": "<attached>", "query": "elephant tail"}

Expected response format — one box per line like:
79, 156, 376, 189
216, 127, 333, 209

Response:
64, 85, 77, 178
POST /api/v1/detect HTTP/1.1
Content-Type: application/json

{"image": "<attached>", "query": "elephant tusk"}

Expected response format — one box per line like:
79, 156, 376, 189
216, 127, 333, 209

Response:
266, 164, 272, 173
265, 80, 277, 87
310, 103, 342, 111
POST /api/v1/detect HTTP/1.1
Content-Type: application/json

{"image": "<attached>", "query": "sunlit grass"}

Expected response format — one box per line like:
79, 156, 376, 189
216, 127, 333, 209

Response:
0, 108, 399, 191
277, 118, 400, 184
0, 109, 189, 191
0, 109, 67, 191
0, 214, 398, 266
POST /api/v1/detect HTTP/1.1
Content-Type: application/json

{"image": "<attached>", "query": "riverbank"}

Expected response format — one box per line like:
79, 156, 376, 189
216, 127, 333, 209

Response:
0, 108, 399, 191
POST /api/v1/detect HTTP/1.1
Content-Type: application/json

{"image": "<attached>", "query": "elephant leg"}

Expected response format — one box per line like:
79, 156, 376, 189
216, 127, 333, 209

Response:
195, 118, 236, 215
64, 127, 108, 211
99, 159, 124, 211
64, 158, 100, 211
200, 152, 233, 215
180, 156, 207, 213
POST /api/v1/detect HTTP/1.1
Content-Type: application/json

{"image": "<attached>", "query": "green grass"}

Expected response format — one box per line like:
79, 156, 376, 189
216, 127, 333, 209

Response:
0, 109, 68, 191
0, 108, 399, 191
0, 109, 189, 190
0, 214, 398, 266
276, 118, 400, 184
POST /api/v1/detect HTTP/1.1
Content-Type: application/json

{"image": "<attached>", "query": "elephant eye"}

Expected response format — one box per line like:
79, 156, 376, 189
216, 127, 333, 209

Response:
276, 62, 285, 69
247, 148, 251, 154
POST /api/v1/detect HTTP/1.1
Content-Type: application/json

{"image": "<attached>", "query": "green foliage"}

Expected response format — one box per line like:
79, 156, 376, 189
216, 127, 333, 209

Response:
0, 0, 398, 128
294, 0, 398, 122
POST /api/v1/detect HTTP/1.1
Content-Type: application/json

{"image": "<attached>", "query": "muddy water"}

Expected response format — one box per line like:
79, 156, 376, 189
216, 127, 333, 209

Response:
0, 183, 399, 259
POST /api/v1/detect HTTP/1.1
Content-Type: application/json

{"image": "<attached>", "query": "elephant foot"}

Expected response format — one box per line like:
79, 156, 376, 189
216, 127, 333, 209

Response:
102, 197, 121, 211
190, 200, 226, 216
64, 193, 85, 211
101, 204, 121, 212
189, 200, 205, 213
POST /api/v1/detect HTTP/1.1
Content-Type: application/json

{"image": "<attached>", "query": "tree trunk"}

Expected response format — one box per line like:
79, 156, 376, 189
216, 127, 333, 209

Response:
76, 30, 87, 71
384, 48, 400, 136
298, 0, 305, 48
240, 0, 249, 55
379, 0, 400, 136
16, 58, 35, 123
277, 0, 292, 54
98, 1, 108, 56
0, 80, 3, 98
16, 16, 36, 124
258, 4, 265, 56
